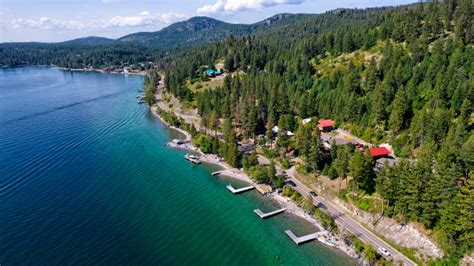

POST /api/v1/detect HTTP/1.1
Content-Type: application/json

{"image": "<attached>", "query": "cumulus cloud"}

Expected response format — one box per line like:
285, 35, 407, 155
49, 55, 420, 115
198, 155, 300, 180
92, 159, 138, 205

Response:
105, 12, 187, 28
5, 11, 188, 31
197, 0, 304, 14
9, 17, 87, 30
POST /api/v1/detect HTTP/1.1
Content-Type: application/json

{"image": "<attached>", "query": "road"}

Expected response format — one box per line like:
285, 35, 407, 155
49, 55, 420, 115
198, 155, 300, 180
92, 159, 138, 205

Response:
285, 166, 416, 266
155, 76, 223, 138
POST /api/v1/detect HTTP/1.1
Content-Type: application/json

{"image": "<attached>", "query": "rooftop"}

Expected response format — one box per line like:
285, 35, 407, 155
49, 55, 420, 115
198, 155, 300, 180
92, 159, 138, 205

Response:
318, 119, 335, 128
370, 147, 390, 157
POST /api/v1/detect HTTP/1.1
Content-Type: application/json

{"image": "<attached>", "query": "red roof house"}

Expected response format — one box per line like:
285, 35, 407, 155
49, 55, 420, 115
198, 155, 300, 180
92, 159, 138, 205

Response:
318, 119, 335, 132
370, 147, 390, 158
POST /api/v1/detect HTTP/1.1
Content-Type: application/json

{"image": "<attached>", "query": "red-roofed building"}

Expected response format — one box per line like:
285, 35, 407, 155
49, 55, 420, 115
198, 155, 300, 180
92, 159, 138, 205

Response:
318, 119, 335, 132
370, 147, 390, 158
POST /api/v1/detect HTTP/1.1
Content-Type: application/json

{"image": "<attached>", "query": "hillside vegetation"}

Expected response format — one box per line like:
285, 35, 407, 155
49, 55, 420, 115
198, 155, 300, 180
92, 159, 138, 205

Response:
163, 1, 473, 263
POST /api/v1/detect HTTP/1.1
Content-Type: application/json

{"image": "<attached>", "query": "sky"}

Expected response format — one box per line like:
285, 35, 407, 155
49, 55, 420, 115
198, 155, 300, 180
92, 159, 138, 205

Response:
0, 0, 417, 42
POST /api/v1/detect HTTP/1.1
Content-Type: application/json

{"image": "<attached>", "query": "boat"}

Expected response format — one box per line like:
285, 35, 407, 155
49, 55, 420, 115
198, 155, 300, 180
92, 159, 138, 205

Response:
185, 153, 201, 164
317, 236, 336, 247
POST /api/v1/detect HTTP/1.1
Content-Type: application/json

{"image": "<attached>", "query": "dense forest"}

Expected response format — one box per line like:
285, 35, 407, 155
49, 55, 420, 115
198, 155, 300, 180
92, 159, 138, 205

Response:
0, 42, 160, 69
162, 1, 473, 262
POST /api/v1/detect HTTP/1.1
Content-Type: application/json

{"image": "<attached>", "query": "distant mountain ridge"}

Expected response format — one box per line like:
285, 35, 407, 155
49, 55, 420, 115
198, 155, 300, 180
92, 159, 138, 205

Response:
0, 7, 394, 67
35, 14, 307, 49
60, 36, 115, 46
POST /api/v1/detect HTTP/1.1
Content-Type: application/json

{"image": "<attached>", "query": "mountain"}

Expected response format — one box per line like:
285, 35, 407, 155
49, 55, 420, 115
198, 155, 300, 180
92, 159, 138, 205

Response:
61, 36, 116, 46
0, 8, 399, 68
117, 14, 302, 49
118, 16, 250, 49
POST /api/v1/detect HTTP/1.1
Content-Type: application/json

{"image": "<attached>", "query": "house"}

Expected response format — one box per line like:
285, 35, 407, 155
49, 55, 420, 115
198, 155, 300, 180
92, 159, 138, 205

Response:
370, 147, 391, 159
238, 144, 255, 154
318, 119, 335, 132
206, 69, 222, 77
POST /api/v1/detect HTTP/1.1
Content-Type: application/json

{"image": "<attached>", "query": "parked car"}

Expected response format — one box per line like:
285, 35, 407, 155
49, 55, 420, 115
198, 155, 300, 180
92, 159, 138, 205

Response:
309, 191, 317, 197
317, 203, 326, 209
377, 247, 390, 257
285, 180, 297, 187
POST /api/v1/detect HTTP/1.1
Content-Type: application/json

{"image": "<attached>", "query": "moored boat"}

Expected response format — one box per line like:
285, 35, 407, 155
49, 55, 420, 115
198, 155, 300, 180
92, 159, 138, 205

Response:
185, 153, 201, 164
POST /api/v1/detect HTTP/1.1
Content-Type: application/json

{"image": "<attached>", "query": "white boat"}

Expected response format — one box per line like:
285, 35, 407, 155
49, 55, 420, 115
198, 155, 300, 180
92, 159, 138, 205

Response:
185, 154, 201, 164
317, 236, 336, 247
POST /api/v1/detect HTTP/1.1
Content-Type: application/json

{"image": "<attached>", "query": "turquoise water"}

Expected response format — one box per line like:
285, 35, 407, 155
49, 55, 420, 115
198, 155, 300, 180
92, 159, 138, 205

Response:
0, 67, 353, 265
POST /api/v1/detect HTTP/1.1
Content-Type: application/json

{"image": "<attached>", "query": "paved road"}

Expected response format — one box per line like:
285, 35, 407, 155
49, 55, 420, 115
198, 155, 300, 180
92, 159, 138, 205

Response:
285, 167, 416, 266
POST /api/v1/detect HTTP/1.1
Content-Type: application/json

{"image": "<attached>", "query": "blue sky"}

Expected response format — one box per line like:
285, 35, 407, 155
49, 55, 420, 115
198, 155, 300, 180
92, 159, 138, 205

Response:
0, 0, 417, 42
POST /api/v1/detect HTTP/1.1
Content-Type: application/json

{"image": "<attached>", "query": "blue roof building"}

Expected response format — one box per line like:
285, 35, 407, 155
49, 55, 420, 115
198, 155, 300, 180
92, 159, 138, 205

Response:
206, 69, 221, 76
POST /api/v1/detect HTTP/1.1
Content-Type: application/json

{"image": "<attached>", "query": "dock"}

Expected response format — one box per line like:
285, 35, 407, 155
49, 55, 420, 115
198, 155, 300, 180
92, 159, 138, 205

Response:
285, 230, 324, 245
254, 208, 286, 219
226, 184, 255, 194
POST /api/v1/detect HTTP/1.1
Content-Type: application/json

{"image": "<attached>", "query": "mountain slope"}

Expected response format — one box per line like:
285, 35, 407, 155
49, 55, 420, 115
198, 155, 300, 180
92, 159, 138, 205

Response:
61, 36, 116, 46
117, 15, 302, 49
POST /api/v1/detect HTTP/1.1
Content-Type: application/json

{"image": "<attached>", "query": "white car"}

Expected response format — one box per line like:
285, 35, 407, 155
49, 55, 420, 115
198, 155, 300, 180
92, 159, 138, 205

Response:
377, 247, 390, 257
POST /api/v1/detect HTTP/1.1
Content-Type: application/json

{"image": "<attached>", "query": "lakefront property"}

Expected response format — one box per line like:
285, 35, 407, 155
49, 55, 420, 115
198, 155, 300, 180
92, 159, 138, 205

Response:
1, 0, 472, 265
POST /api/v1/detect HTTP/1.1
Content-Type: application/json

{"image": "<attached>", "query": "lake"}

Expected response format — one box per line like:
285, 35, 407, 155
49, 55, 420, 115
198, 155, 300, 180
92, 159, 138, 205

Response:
0, 67, 353, 265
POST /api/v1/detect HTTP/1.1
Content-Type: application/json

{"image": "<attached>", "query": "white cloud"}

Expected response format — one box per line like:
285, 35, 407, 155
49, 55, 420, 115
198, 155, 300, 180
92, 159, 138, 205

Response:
197, 0, 304, 14
5, 12, 188, 31
9, 17, 88, 30
105, 12, 187, 28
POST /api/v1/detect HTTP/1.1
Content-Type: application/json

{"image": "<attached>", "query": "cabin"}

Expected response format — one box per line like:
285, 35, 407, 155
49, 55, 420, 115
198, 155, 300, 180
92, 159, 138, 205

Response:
370, 147, 390, 159
318, 119, 335, 132
238, 144, 255, 154
206, 69, 222, 77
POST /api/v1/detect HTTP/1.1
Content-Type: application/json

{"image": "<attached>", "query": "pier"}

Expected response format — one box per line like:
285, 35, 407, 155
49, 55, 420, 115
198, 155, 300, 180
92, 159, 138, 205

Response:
254, 208, 286, 219
284, 230, 324, 245
226, 184, 255, 194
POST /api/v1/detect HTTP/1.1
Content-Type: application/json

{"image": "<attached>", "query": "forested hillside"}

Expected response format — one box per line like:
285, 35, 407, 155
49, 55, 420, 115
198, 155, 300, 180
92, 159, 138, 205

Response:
162, 1, 473, 262
0, 43, 159, 68
0, 13, 317, 68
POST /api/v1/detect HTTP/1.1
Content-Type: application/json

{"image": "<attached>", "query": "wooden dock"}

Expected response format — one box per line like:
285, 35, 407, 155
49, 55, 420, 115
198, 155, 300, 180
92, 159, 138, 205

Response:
254, 208, 286, 219
226, 184, 255, 194
285, 230, 324, 245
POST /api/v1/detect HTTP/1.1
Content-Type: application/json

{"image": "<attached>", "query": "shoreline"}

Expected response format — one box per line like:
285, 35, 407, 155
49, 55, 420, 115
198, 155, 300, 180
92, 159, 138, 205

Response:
148, 103, 361, 262
57, 66, 147, 76
2, 65, 148, 76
